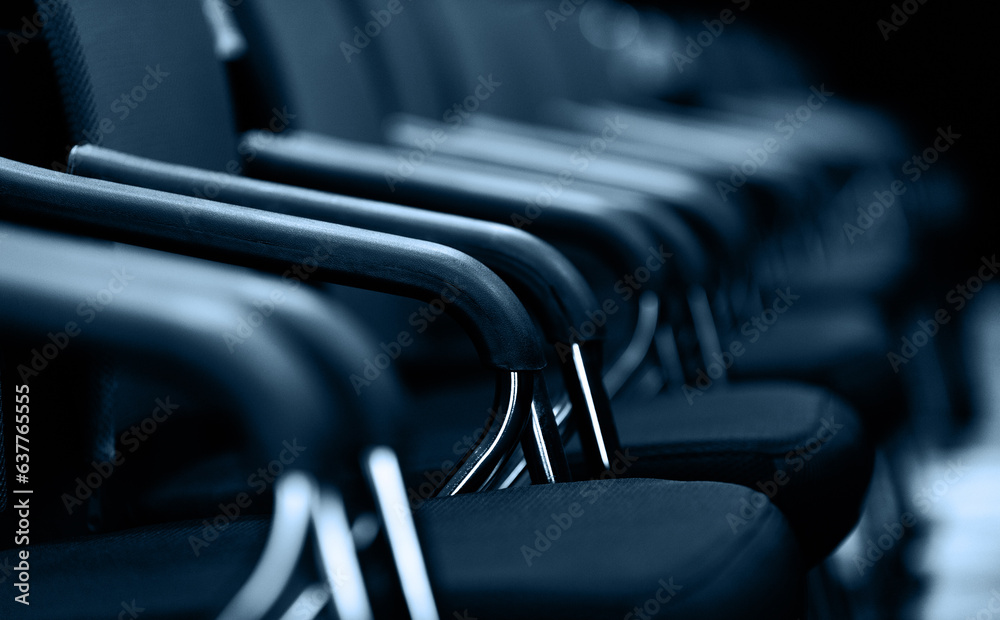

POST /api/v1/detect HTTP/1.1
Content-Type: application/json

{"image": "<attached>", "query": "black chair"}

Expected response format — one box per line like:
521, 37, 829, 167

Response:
29, 0, 876, 564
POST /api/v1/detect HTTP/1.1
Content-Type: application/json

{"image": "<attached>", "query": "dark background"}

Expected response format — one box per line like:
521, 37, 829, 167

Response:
646, 0, 995, 255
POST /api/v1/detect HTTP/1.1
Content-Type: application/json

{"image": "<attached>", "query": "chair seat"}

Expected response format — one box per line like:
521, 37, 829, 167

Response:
8, 480, 804, 619
580, 382, 874, 563
416, 479, 805, 619
0, 520, 268, 619
415, 379, 872, 564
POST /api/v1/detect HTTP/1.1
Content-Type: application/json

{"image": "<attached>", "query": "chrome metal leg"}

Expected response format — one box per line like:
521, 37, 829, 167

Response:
519, 373, 571, 484
436, 370, 532, 495
561, 341, 623, 477
217, 472, 315, 620
311, 486, 374, 620
364, 447, 440, 620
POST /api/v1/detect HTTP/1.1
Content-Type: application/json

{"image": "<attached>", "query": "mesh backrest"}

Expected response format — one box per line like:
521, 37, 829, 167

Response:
234, 0, 386, 142
355, 0, 608, 122
41, 0, 239, 170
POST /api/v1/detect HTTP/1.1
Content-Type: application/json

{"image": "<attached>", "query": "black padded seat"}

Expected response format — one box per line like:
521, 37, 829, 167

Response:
0, 519, 268, 619
416, 479, 805, 619
9, 480, 805, 619
585, 382, 874, 563
412, 379, 872, 564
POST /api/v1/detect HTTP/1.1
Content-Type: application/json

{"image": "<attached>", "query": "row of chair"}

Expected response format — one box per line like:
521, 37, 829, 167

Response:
0, 0, 967, 617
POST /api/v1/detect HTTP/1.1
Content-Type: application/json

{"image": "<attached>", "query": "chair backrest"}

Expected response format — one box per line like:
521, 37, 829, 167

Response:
233, 0, 648, 133
354, 0, 619, 120
41, 0, 239, 170
232, 0, 387, 142
0, 1, 74, 166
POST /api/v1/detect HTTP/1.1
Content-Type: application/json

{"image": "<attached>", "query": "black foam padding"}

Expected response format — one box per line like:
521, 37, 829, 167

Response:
416, 478, 805, 619
591, 382, 874, 563
4, 479, 805, 619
